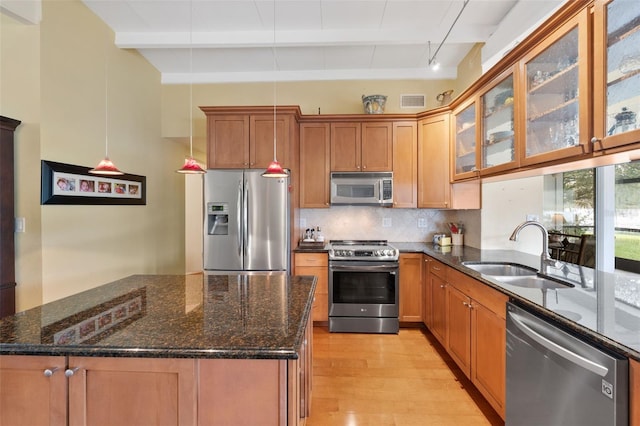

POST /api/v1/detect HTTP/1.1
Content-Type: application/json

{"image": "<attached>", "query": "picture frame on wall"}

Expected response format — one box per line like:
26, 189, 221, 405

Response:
41, 160, 146, 205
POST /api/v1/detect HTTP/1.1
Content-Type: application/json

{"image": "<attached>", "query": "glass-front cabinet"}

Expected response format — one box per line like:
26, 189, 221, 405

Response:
452, 97, 479, 181
593, 0, 640, 150
520, 9, 590, 165
480, 69, 518, 174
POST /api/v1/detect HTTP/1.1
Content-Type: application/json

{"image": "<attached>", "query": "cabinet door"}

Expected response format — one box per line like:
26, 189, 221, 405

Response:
250, 114, 290, 169
399, 253, 423, 322
207, 115, 250, 168
593, 0, 640, 150
418, 113, 451, 208
330, 122, 361, 171
631, 358, 640, 426
0, 355, 66, 426
361, 122, 393, 171
429, 272, 447, 346
452, 98, 480, 181
300, 123, 331, 208
446, 286, 472, 377
392, 121, 418, 208
520, 9, 590, 165
472, 302, 506, 419
294, 253, 329, 322
480, 69, 519, 175
67, 357, 197, 426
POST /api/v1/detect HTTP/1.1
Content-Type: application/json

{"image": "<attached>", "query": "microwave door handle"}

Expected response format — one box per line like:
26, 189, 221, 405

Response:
509, 312, 608, 377
378, 180, 383, 203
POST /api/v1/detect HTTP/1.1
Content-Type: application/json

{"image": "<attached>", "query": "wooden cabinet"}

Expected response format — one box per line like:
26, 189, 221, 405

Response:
519, 7, 591, 166
418, 113, 481, 209
0, 355, 67, 426
294, 252, 329, 323
299, 123, 331, 208
428, 259, 448, 346
0, 116, 20, 318
593, 0, 640, 151
330, 122, 392, 171
452, 98, 480, 181
631, 358, 640, 426
479, 69, 519, 175
392, 121, 418, 208
422, 256, 432, 327
68, 356, 197, 425
418, 113, 451, 208
425, 262, 508, 419
0, 356, 197, 426
399, 253, 423, 322
202, 107, 295, 170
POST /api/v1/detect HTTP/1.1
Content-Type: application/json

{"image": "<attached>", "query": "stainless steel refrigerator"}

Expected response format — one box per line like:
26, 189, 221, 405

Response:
204, 169, 290, 273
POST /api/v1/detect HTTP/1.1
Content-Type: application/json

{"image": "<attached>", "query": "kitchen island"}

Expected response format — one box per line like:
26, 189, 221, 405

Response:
0, 273, 316, 425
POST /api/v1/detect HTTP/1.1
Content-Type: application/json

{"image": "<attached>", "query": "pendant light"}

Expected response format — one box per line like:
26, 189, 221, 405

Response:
262, 0, 289, 178
177, 0, 206, 174
90, 32, 123, 176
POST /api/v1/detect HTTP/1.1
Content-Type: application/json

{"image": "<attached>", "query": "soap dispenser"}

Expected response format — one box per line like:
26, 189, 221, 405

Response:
316, 226, 325, 242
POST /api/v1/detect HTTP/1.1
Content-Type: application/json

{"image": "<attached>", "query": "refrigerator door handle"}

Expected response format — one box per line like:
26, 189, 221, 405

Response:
509, 312, 609, 377
237, 181, 243, 258
243, 179, 249, 258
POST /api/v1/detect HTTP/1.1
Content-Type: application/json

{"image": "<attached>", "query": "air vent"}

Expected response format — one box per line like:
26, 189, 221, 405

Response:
400, 94, 426, 109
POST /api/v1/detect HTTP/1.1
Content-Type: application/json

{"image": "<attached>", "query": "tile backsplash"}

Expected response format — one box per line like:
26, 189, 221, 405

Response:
300, 206, 481, 247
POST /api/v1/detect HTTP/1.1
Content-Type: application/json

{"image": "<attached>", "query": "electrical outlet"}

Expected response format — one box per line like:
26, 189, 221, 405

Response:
417, 218, 427, 228
300, 218, 307, 228
382, 217, 392, 228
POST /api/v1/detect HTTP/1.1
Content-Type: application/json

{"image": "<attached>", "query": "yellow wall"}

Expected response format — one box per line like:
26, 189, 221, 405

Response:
1, 0, 189, 309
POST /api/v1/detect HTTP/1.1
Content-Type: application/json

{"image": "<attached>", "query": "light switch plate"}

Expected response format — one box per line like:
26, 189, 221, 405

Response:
15, 217, 25, 233
417, 218, 427, 228
300, 218, 307, 228
382, 218, 392, 228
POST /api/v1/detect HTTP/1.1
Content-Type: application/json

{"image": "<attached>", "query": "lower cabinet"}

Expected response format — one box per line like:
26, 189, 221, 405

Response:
1, 347, 311, 426
631, 358, 640, 426
399, 253, 423, 322
423, 256, 508, 419
0, 355, 67, 426
294, 252, 329, 323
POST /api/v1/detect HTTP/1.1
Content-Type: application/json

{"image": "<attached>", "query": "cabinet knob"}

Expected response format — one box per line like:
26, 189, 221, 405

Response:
65, 367, 80, 377
590, 137, 601, 144
43, 367, 59, 377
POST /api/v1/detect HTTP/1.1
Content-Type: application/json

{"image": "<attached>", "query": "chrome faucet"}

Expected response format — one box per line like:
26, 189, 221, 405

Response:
509, 220, 559, 275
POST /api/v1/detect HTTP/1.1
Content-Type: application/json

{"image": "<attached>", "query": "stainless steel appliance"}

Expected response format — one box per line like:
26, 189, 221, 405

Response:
328, 240, 399, 333
330, 172, 393, 206
506, 302, 628, 426
204, 169, 289, 273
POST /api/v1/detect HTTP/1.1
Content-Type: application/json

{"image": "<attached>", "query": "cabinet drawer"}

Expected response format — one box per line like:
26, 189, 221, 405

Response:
469, 281, 509, 320
295, 253, 328, 267
447, 267, 474, 295
429, 260, 448, 280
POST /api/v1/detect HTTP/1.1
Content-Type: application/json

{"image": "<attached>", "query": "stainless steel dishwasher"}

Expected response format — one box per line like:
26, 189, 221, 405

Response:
506, 302, 628, 426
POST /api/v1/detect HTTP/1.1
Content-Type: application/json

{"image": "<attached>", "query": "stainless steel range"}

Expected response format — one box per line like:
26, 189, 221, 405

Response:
327, 240, 399, 334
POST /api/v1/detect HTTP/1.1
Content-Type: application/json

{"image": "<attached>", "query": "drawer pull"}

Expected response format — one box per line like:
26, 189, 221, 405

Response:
43, 367, 59, 377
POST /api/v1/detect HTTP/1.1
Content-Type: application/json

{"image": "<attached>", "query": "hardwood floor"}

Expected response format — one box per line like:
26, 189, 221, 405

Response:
306, 326, 504, 426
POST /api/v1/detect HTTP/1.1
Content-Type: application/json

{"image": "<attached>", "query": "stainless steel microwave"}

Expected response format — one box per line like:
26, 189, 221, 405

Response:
330, 172, 393, 206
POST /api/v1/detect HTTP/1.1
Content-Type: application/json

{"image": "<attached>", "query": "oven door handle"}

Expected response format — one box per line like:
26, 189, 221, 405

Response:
330, 265, 397, 272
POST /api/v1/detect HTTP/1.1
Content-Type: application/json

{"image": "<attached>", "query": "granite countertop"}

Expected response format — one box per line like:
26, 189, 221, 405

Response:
394, 242, 640, 362
0, 274, 316, 360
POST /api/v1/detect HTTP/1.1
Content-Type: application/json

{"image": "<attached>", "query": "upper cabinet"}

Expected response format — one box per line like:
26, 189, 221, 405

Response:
330, 122, 392, 171
300, 123, 331, 208
479, 69, 519, 175
392, 121, 418, 208
452, 97, 480, 181
593, 0, 640, 150
520, 8, 591, 165
201, 107, 297, 170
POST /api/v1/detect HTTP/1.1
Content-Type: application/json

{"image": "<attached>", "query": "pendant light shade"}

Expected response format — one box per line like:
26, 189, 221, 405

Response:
176, 0, 206, 175
177, 156, 206, 174
91, 31, 123, 176
262, 0, 289, 179
90, 157, 123, 175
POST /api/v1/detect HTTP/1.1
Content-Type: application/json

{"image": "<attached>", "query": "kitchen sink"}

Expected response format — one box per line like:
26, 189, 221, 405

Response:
497, 275, 573, 289
462, 262, 537, 277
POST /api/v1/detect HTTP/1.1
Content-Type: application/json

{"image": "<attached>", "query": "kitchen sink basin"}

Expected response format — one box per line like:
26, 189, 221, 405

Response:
497, 275, 573, 290
462, 262, 537, 277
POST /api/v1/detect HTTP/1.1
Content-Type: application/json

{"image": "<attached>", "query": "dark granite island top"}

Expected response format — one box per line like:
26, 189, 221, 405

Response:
0, 274, 316, 360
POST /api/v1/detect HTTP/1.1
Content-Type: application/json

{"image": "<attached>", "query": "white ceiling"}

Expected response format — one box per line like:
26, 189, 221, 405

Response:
81, 0, 566, 84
